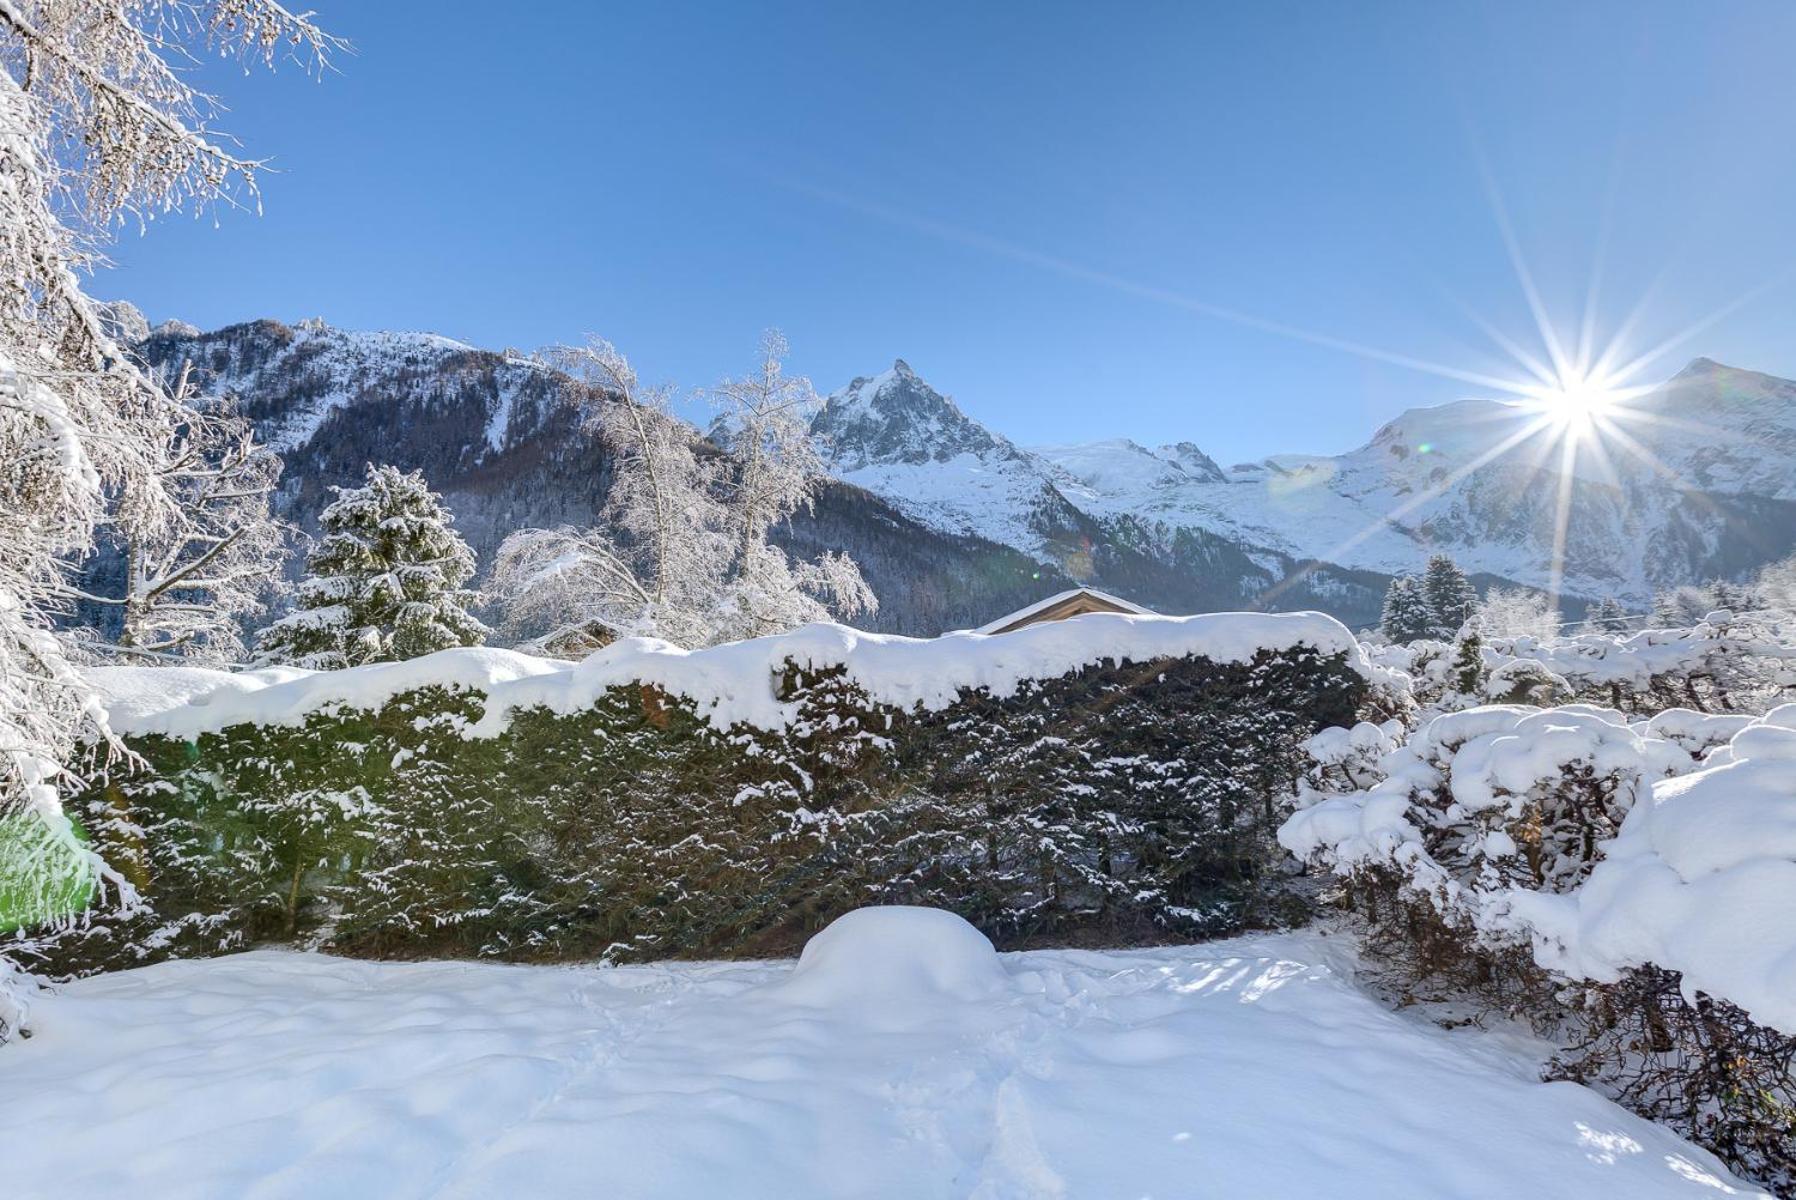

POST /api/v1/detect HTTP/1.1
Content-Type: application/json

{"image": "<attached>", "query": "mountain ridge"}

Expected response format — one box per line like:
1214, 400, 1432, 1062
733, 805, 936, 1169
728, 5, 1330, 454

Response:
120, 313, 1796, 634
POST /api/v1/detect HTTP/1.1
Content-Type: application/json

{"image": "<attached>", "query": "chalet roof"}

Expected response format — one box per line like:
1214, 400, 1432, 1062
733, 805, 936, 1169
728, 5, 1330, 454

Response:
975, 587, 1155, 636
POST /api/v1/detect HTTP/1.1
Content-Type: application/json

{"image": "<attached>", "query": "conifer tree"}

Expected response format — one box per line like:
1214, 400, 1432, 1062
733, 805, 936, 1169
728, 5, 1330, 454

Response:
1421, 554, 1478, 639
256, 465, 486, 669
1379, 575, 1434, 643
1583, 597, 1631, 634
1449, 626, 1486, 701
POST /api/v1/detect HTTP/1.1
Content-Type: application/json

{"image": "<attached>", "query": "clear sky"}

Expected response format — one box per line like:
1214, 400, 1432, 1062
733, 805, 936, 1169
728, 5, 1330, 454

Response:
104, 0, 1796, 464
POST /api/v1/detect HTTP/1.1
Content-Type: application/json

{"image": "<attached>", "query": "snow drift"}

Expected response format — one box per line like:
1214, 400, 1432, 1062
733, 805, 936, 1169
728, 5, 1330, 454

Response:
773, 905, 1006, 1013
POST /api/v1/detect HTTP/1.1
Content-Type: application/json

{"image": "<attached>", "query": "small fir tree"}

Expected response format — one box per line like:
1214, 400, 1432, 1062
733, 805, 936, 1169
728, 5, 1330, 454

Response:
1421, 554, 1478, 639
1448, 626, 1486, 701
1583, 597, 1631, 634
1380, 575, 1434, 643
256, 464, 486, 669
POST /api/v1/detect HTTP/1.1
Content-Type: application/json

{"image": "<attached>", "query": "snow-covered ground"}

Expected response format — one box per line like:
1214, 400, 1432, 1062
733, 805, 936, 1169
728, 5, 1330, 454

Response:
0, 909, 1762, 1199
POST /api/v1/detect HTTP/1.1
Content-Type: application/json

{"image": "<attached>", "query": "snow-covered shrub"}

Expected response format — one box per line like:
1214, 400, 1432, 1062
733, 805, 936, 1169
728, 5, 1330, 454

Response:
1486, 610, 1796, 716
1283, 702, 1796, 1191
1636, 707, 1754, 761
1282, 705, 1690, 984
1549, 967, 1794, 1193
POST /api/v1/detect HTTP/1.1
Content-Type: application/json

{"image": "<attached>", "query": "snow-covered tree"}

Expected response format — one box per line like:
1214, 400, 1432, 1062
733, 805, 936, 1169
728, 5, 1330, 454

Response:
0, 0, 339, 1039
1477, 585, 1559, 640
256, 465, 486, 669
1653, 583, 1720, 627
491, 339, 733, 651
1447, 626, 1485, 701
1582, 596, 1631, 634
1379, 574, 1433, 643
1751, 554, 1796, 620
1420, 554, 1478, 639
73, 371, 289, 664
708, 331, 875, 642
493, 334, 875, 650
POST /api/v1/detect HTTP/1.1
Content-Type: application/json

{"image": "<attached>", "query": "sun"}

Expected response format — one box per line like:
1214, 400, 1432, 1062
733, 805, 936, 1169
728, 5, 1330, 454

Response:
1522, 370, 1625, 434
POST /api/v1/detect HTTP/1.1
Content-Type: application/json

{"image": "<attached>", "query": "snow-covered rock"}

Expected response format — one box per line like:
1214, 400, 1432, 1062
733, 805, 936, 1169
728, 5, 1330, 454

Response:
774, 906, 1005, 1011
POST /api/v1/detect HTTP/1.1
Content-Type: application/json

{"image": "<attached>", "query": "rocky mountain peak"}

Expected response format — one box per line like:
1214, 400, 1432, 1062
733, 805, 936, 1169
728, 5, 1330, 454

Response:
1159, 441, 1228, 483
812, 359, 1016, 472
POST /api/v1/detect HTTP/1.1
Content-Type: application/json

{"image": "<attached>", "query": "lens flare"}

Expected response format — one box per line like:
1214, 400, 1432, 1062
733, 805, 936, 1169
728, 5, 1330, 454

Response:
1522, 371, 1624, 436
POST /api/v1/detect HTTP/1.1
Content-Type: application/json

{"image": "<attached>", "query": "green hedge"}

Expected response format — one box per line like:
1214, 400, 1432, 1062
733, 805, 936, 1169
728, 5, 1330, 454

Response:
23, 644, 1362, 975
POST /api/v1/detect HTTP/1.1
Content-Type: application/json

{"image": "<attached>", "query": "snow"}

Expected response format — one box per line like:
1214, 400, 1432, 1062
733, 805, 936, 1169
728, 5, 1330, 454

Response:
180, 323, 530, 456
0, 920, 1761, 1198
85, 648, 565, 739
834, 451, 1063, 557
87, 610, 1371, 740
774, 906, 1006, 1011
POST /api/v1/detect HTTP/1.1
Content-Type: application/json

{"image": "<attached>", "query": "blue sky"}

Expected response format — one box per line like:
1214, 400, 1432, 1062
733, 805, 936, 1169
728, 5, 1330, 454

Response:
106, 1, 1796, 463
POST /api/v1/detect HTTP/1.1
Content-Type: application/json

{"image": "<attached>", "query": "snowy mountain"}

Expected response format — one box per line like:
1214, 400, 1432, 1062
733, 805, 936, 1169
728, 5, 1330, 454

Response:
818, 356, 1796, 612
812, 362, 1384, 619
123, 315, 1796, 635
128, 320, 1074, 638
814, 360, 1093, 558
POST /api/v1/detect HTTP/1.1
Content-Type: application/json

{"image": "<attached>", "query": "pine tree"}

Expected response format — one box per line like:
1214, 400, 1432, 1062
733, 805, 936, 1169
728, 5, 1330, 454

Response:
256, 465, 486, 669
1380, 575, 1434, 643
1421, 554, 1478, 639
1583, 597, 1631, 634
1448, 626, 1486, 701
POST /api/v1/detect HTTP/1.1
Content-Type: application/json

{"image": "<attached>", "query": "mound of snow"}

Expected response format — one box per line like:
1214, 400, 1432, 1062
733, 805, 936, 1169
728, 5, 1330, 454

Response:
775, 906, 1006, 1010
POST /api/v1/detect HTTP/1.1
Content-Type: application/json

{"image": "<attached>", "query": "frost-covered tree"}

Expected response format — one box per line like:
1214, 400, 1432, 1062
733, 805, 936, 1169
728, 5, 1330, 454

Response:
708, 331, 875, 642
493, 334, 876, 650
1379, 574, 1433, 643
491, 339, 733, 652
256, 465, 486, 669
1478, 585, 1559, 640
73, 373, 289, 664
1756, 554, 1796, 620
0, 0, 339, 1039
1654, 582, 1721, 627
1421, 554, 1478, 639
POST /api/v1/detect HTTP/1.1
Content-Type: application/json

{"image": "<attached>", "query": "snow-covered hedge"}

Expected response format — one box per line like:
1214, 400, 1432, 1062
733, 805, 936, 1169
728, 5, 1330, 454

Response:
1281, 702, 1796, 1190
1281, 702, 1796, 1036
22, 612, 1369, 974
1511, 707, 1796, 1037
